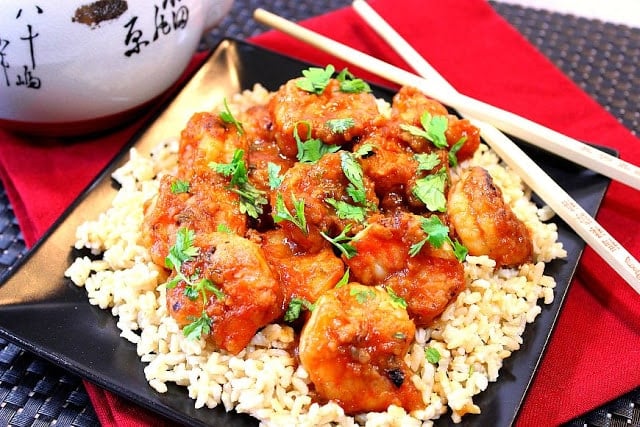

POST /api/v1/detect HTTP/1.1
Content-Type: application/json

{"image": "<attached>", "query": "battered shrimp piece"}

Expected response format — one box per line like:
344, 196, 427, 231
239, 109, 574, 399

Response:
177, 111, 248, 179
391, 86, 480, 160
242, 105, 295, 197
269, 78, 383, 158
299, 283, 423, 414
166, 232, 284, 354
448, 166, 533, 266
142, 174, 247, 266
259, 229, 344, 307
346, 211, 465, 326
273, 151, 378, 250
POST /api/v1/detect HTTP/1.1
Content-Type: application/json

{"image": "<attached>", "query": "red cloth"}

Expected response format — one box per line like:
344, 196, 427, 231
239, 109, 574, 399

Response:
0, 0, 638, 425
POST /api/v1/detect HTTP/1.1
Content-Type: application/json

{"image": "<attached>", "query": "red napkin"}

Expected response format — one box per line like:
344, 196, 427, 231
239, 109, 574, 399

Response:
0, 0, 638, 425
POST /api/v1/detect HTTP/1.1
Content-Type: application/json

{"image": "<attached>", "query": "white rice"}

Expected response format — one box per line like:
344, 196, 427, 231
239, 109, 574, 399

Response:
64, 84, 567, 426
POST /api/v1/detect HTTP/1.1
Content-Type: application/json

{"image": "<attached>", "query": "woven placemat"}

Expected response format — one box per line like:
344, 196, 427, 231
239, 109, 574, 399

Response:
0, 1, 638, 425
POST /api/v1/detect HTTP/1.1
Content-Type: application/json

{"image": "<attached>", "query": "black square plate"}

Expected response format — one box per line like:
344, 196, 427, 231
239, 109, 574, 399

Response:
0, 39, 612, 426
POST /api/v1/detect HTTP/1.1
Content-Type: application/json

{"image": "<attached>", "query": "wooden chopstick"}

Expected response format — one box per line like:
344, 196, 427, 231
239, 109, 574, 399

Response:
253, 7, 640, 292
253, 7, 640, 192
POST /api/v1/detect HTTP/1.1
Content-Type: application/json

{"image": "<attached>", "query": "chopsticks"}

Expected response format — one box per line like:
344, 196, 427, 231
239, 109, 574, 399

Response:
254, 8, 640, 192
252, 6, 640, 292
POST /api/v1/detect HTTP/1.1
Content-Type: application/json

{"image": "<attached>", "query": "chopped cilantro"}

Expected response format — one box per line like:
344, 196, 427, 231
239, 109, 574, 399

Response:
448, 136, 467, 167
340, 151, 367, 205
409, 215, 468, 262
400, 112, 448, 149
273, 193, 307, 234
294, 121, 340, 163
284, 297, 315, 322
414, 152, 441, 172
425, 347, 441, 364
353, 143, 375, 158
209, 149, 268, 219
267, 162, 283, 189
325, 198, 366, 222
296, 65, 335, 95
219, 97, 244, 135
321, 224, 357, 258
326, 118, 355, 134
335, 68, 372, 93
170, 179, 190, 194
335, 268, 350, 288
385, 286, 408, 309
164, 228, 225, 341
412, 166, 448, 212
350, 286, 375, 304
393, 332, 407, 340
216, 223, 232, 234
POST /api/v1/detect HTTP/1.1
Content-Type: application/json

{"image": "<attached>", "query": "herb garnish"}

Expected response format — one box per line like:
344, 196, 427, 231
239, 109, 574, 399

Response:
335, 268, 350, 288
385, 286, 408, 309
294, 121, 340, 163
296, 65, 335, 95
219, 98, 244, 135
409, 216, 468, 262
284, 297, 315, 322
400, 112, 448, 149
412, 166, 448, 212
448, 136, 467, 167
414, 152, 441, 172
273, 193, 307, 234
336, 68, 372, 93
325, 198, 366, 222
267, 162, 283, 190
164, 228, 225, 341
320, 224, 357, 258
425, 347, 441, 364
350, 286, 375, 304
209, 149, 268, 219
326, 118, 355, 134
170, 179, 190, 194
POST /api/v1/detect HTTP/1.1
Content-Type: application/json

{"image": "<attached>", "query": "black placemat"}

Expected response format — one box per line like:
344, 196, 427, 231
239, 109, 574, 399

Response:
0, 1, 638, 425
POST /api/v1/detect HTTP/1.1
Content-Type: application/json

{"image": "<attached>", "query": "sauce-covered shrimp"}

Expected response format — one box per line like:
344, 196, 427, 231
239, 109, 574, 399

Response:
346, 212, 466, 326
448, 166, 533, 266
299, 283, 424, 414
166, 231, 283, 354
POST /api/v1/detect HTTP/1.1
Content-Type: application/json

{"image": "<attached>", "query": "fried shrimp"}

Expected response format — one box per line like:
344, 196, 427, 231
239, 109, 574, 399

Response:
299, 283, 424, 414
166, 232, 283, 355
269, 78, 383, 158
346, 212, 465, 326
448, 166, 533, 266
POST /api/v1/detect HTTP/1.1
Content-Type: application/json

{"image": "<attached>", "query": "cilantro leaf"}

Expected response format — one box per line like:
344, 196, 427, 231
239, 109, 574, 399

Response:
284, 297, 316, 322
170, 179, 190, 194
350, 286, 375, 304
448, 136, 467, 167
425, 347, 441, 364
296, 65, 335, 95
326, 118, 355, 134
183, 313, 212, 341
452, 239, 469, 262
412, 167, 448, 212
353, 143, 375, 158
267, 162, 283, 189
273, 193, 307, 233
219, 98, 244, 135
294, 121, 340, 163
420, 216, 449, 248
400, 112, 449, 149
335, 268, 350, 288
385, 286, 407, 309
414, 152, 441, 172
210, 149, 268, 219
321, 225, 357, 258
340, 152, 367, 205
165, 228, 199, 270
335, 68, 372, 93
325, 198, 366, 222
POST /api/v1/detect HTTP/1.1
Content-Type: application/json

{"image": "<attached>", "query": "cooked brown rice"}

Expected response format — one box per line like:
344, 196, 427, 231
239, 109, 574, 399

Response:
65, 84, 566, 425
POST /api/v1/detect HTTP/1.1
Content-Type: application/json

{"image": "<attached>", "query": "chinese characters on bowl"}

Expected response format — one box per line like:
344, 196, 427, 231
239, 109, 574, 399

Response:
0, 0, 233, 136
